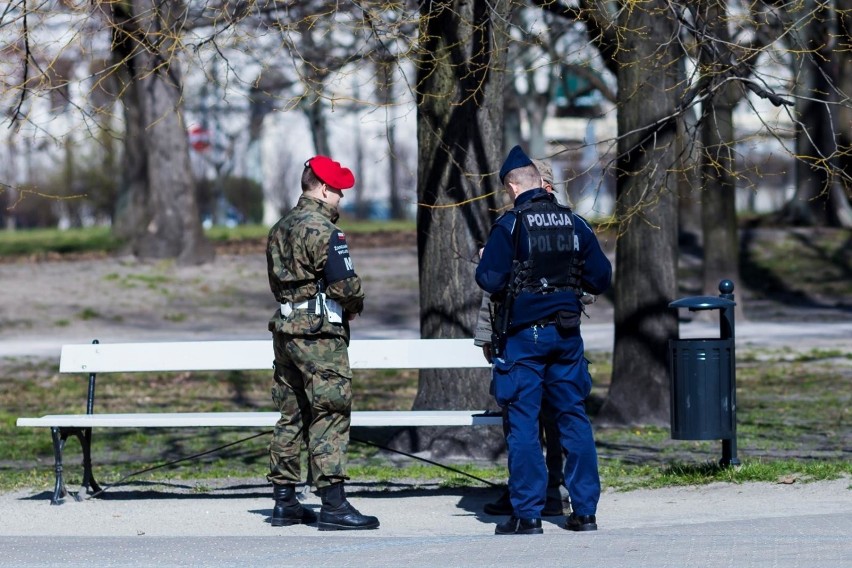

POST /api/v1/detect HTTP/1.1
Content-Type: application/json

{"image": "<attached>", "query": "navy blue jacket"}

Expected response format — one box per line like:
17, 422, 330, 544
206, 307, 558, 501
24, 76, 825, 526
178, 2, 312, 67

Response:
475, 188, 612, 330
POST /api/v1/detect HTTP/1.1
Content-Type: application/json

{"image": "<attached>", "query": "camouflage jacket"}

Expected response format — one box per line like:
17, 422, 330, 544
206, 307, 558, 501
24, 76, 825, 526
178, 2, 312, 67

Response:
266, 195, 364, 337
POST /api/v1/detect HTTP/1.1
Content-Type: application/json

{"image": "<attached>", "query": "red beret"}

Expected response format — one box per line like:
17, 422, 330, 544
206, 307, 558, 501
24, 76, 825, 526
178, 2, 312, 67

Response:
306, 155, 355, 190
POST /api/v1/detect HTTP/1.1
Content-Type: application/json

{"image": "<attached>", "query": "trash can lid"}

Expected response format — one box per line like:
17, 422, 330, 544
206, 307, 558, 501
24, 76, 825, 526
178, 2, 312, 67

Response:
668, 296, 737, 310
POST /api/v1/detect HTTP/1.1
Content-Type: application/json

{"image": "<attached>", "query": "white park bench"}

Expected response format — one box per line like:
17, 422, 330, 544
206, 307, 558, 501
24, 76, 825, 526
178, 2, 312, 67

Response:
16, 338, 501, 505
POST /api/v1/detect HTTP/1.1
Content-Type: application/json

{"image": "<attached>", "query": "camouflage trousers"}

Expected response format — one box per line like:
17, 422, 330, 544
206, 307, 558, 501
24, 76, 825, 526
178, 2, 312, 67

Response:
266, 332, 352, 489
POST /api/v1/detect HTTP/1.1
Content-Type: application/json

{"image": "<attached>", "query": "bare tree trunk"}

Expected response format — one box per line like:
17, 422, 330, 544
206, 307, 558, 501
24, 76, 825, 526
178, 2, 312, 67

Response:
352, 83, 367, 220
397, 0, 510, 459
110, 0, 213, 265
5, 129, 19, 231
699, 1, 741, 299
784, 0, 852, 228
377, 59, 406, 220
598, 0, 679, 427
837, 0, 852, 226
386, 120, 404, 220
62, 138, 80, 228
526, 96, 549, 159
113, 73, 147, 243
111, 1, 149, 245
676, 59, 702, 250
506, 13, 557, 160
303, 95, 330, 157
503, 80, 523, 152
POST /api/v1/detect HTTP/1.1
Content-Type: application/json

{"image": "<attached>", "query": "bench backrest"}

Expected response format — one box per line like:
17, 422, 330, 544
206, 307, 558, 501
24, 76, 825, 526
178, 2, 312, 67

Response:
59, 338, 489, 374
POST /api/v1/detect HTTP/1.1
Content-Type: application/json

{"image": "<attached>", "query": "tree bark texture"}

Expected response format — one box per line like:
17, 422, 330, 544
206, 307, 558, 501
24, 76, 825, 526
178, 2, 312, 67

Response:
303, 98, 330, 157
598, 1, 680, 426
376, 59, 406, 220
400, 0, 510, 459
785, 0, 852, 228
698, 1, 742, 299
837, 0, 852, 226
112, 0, 213, 265
111, 1, 148, 243
676, 102, 702, 249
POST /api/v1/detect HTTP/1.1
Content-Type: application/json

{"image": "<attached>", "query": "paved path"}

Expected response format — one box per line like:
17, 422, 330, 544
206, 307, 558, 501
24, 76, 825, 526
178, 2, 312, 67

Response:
3, 248, 850, 566
2, 320, 851, 359
1, 478, 850, 567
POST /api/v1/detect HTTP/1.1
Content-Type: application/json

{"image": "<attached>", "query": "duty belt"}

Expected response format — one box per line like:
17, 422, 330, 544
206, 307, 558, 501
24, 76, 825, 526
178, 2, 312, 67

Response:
280, 294, 343, 323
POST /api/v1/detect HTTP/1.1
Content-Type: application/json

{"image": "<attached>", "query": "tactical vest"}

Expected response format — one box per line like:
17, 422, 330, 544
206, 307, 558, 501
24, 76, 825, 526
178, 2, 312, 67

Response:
509, 195, 584, 297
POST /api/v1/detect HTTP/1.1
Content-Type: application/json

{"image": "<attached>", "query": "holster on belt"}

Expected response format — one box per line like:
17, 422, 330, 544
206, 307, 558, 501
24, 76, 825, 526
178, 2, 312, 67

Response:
556, 310, 580, 330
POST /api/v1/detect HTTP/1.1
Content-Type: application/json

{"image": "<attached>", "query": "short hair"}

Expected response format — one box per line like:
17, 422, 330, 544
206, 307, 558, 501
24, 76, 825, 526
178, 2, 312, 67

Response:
503, 163, 542, 190
301, 165, 322, 192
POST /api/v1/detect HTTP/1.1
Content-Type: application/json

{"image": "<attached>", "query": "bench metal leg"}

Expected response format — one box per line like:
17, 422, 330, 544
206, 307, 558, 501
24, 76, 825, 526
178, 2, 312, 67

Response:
49, 428, 69, 505
77, 427, 102, 498
49, 427, 102, 505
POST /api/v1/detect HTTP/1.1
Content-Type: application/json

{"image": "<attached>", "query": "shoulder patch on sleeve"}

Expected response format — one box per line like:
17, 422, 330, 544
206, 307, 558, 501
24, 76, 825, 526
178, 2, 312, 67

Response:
324, 229, 356, 284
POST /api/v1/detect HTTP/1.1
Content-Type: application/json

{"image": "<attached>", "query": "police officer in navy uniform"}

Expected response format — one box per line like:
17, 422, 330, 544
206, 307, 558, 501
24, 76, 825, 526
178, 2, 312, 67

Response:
476, 158, 569, 518
476, 145, 612, 535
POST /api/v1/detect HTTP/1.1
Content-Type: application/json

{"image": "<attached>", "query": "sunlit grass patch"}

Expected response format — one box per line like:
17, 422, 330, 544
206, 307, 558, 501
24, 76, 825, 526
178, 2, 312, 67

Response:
3, 344, 849, 494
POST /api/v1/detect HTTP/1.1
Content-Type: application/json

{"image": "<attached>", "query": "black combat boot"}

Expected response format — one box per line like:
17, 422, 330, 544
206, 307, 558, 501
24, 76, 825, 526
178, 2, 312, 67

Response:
271, 484, 317, 527
318, 483, 380, 531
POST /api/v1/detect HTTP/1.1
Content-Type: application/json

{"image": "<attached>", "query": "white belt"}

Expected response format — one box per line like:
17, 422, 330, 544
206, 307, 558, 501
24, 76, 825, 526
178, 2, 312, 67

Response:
280, 294, 343, 324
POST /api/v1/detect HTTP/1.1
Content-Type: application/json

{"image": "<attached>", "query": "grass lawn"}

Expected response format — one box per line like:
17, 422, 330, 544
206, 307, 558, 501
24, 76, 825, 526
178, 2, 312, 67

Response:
2, 347, 849, 494
1, 223, 849, 493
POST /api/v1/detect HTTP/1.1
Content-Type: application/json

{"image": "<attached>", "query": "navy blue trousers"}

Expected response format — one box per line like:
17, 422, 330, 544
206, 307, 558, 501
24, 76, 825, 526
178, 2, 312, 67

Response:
491, 324, 600, 518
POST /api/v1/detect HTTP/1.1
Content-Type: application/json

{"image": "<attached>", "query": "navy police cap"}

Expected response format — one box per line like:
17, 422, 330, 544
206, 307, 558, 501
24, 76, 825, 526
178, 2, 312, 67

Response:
499, 145, 534, 183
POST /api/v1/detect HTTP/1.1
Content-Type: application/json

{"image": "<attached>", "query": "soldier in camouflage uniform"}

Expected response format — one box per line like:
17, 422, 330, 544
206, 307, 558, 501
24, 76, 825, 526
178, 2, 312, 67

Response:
265, 155, 379, 531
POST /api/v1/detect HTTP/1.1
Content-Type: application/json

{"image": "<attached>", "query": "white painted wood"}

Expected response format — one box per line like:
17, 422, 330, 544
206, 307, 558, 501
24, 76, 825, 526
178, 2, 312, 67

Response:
17, 410, 502, 428
59, 338, 489, 373
19, 338, 497, 432
349, 339, 489, 369
59, 341, 272, 373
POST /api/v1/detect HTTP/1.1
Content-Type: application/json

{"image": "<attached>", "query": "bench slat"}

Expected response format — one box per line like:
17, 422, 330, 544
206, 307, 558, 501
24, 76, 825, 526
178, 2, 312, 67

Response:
59, 338, 489, 373
16, 410, 502, 428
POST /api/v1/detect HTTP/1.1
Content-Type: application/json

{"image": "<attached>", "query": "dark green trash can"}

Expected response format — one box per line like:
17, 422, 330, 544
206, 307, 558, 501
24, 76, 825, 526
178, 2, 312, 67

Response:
668, 338, 734, 439
668, 280, 740, 466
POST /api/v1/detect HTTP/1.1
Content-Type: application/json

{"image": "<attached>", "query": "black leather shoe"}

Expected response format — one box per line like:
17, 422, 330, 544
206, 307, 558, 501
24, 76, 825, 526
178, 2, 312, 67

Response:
543, 485, 566, 516
318, 501, 380, 531
271, 485, 317, 527
483, 489, 512, 515
495, 516, 543, 535
485, 489, 563, 517
564, 513, 597, 531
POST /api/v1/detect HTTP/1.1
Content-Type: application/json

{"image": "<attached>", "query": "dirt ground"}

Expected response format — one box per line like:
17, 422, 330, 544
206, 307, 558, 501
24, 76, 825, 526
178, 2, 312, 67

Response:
0, 227, 849, 359
0, 234, 424, 355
